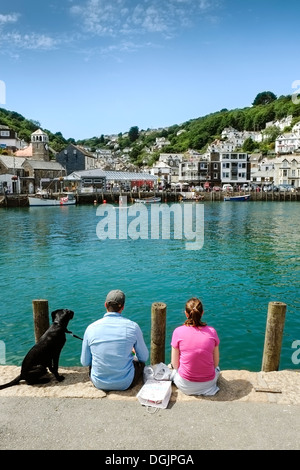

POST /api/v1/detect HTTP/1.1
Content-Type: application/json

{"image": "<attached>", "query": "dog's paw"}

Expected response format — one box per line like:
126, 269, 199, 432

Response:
56, 375, 65, 382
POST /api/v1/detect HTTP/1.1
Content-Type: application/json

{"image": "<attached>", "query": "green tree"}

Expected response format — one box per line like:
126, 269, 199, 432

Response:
252, 91, 277, 106
262, 125, 281, 143
128, 126, 139, 143
242, 137, 257, 152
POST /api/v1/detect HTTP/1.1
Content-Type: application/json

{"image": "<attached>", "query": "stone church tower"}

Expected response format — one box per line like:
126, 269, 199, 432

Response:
31, 129, 49, 161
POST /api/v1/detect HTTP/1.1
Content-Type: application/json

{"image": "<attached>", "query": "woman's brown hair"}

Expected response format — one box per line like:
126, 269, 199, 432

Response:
184, 298, 207, 327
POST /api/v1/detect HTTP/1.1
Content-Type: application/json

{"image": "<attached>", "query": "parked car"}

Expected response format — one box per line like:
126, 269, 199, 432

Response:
240, 184, 251, 191
263, 184, 274, 192
278, 184, 295, 192
222, 184, 233, 192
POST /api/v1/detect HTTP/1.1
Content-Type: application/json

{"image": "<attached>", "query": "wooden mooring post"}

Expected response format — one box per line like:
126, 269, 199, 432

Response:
32, 299, 49, 343
262, 301, 287, 372
150, 302, 167, 364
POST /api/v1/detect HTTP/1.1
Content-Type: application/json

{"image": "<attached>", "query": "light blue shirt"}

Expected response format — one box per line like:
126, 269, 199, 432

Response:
81, 312, 149, 391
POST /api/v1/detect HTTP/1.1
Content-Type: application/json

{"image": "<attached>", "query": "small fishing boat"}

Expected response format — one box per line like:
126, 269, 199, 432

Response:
224, 194, 251, 202
135, 196, 161, 203
28, 191, 76, 207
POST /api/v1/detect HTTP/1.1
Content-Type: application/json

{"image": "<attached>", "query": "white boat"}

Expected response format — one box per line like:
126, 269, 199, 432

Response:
224, 194, 251, 202
28, 192, 76, 207
134, 196, 161, 203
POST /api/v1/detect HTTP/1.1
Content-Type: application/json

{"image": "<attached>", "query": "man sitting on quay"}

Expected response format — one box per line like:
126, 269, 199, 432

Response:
81, 290, 149, 391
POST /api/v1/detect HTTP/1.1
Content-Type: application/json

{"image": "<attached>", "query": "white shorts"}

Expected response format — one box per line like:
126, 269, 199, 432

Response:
173, 367, 220, 396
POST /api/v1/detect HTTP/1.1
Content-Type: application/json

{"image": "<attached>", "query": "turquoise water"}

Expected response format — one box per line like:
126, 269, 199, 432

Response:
0, 201, 299, 371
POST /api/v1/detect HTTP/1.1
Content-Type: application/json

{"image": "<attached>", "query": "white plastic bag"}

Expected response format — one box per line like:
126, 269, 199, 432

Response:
143, 362, 173, 382
136, 379, 172, 409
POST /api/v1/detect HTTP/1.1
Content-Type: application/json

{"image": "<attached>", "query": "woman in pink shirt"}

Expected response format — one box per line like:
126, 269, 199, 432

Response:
171, 297, 220, 396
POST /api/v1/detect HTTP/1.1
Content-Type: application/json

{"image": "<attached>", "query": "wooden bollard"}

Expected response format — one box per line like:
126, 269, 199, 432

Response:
262, 301, 287, 372
32, 299, 49, 343
150, 302, 167, 364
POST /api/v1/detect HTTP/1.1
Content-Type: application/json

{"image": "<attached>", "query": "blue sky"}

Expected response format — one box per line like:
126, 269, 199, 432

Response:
0, 0, 300, 140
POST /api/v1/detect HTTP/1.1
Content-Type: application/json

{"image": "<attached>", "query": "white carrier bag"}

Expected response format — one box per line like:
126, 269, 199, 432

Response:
136, 379, 172, 409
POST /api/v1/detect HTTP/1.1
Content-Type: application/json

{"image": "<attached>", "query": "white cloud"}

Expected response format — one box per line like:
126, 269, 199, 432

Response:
2, 32, 59, 50
70, 0, 220, 37
0, 11, 58, 52
0, 13, 20, 25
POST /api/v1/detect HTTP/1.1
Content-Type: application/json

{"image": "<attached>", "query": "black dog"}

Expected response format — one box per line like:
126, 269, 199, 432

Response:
0, 309, 74, 390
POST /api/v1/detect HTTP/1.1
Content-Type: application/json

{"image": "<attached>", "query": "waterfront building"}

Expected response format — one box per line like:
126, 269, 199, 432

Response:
273, 155, 300, 187
251, 158, 275, 186
22, 159, 66, 193
0, 155, 25, 193
56, 143, 97, 175
158, 153, 183, 184
250, 155, 300, 188
65, 169, 157, 192
220, 152, 250, 186
150, 161, 172, 186
178, 152, 221, 188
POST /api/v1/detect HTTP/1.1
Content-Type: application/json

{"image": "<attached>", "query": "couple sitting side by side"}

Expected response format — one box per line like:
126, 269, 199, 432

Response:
81, 291, 220, 396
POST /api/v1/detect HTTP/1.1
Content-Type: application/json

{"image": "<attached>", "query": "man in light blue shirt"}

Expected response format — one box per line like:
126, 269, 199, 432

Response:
81, 290, 149, 391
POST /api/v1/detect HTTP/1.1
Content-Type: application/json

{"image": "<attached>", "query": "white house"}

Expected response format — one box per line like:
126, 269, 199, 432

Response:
251, 158, 275, 185
208, 139, 235, 153
275, 132, 300, 154
153, 137, 171, 150
150, 161, 171, 184
273, 156, 300, 187
266, 115, 293, 131
251, 155, 300, 188
220, 153, 249, 185
0, 125, 25, 150
158, 153, 183, 183
275, 121, 300, 153
221, 127, 262, 147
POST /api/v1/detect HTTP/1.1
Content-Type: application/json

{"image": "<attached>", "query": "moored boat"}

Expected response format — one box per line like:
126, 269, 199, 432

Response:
134, 196, 161, 203
224, 194, 251, 201
28, 191, 76, 206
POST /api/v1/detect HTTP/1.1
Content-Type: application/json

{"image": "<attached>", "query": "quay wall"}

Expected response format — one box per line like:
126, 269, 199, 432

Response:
1, 190, 300, 207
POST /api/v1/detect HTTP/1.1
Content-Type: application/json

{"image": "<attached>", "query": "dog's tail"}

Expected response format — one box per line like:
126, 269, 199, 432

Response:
0, 375, 22, 390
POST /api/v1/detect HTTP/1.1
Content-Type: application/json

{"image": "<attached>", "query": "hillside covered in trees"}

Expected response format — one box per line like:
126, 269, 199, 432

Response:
1, 92, 300, 165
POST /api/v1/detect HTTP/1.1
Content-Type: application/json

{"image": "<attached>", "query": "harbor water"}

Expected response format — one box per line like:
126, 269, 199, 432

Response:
0, 200, 299, 371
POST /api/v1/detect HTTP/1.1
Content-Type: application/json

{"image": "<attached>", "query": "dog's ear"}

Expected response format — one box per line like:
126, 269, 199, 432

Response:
51, 309, 61, 322
67, 310, 74, 319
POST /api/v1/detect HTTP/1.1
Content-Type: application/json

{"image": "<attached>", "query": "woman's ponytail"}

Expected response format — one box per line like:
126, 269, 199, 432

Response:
184, 298, 206, 327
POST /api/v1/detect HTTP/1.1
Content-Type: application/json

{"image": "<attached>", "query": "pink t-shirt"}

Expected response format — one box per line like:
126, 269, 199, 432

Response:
171, 325, 220, 382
